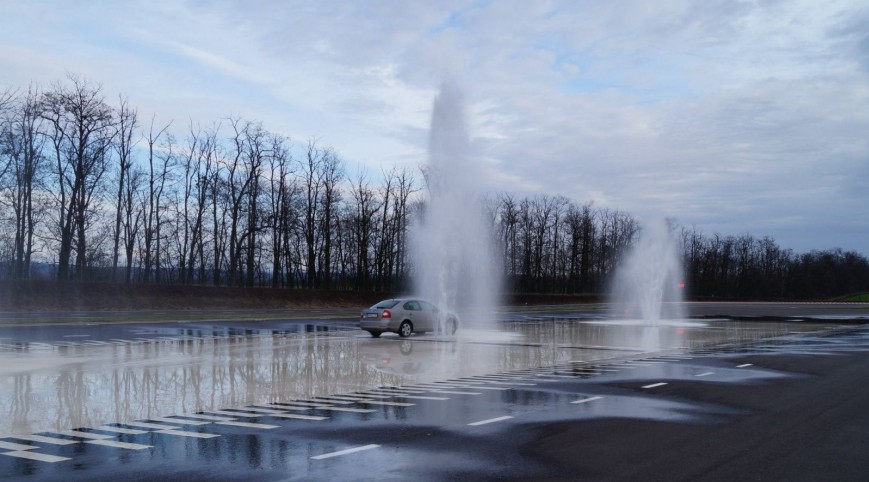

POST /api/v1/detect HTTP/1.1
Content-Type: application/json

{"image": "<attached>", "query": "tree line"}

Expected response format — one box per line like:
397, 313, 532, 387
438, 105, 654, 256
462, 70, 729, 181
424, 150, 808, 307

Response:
1, 75, 866, 300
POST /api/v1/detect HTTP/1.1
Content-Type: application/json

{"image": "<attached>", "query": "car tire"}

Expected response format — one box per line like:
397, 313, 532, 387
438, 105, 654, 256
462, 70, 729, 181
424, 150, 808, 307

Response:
368, 331, 381, 338
398, 321, 413, 337
446, 318, 458, 335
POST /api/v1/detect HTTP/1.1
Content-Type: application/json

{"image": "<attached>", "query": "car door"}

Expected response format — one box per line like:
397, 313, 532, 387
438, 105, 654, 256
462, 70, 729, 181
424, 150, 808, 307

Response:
418, 300, 439, 331
401, 300, 424, 330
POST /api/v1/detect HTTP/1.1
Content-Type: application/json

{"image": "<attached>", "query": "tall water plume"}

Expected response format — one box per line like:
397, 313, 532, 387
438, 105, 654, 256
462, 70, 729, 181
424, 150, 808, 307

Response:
611, 218, 685, 324
411, 81, 500, 330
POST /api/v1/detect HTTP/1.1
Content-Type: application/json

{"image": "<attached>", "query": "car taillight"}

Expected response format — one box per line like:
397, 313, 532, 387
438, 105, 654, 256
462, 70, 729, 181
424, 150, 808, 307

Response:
382, 310, 391, 319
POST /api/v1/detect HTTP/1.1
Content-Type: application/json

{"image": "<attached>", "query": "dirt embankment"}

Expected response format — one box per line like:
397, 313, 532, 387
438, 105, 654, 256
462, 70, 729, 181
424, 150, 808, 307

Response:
0, 280, 603, 312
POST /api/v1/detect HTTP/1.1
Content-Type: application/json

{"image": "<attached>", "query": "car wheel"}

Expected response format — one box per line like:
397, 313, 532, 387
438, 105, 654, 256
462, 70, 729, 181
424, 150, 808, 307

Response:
368, 331, 381, 338
446, 318, 457, 335
398, 321, 413, 337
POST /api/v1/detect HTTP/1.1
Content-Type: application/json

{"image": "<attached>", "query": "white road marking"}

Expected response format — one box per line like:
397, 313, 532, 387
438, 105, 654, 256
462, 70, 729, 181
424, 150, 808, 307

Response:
148, 417, 210, 426
571, 396, 604, 404
391, 395, 450, 401
258, 404, 315, 412
0, 441, 38, 451
311, 396, 371, 403
737, 363, 754, 368
484, 381, 537, 386
55, 430, 114, 440
311, 444, 380, 460
156, 429, 219, 439
294, 398, 355, 405
271, 413, 328, 421
12, 434, 77, 445
431, 390, 482, 395
216, 421, 279, 429
203, 410, 267, 418
376, 387, 428, 394
642, 382, 668, 389
174, 414, 236, 422
695, 372, 715, 377
94, 426, 148, 435
123, 421, 181, 430
313, 406, 377, 413
1, 450, 71, 463
357, 400, 415, 407
238, 407, 288, 415
87, 439, 152, 450
272, 401, 334, 408
468, 416, 513, 426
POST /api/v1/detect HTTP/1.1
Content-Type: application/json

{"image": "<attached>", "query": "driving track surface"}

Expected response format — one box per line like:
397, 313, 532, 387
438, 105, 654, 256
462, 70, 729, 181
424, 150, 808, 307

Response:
1, 320, 867, 481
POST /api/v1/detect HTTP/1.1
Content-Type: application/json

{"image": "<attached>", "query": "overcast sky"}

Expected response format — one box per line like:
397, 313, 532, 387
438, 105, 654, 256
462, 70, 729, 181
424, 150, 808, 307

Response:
2, 0, 867, 254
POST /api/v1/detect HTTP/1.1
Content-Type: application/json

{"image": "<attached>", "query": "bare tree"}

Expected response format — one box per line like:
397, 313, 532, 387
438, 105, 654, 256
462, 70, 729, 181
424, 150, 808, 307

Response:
111, 96, 137, 281
40, 74, 115, 280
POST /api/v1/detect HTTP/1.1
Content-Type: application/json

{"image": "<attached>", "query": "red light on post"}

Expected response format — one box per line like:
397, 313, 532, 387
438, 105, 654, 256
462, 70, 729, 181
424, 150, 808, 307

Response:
677, 282, 686, 289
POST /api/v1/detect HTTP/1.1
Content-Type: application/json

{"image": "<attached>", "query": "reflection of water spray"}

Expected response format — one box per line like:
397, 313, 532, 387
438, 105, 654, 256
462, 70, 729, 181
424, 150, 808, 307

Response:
411, 81, 499, 331
611, 218, 684, 325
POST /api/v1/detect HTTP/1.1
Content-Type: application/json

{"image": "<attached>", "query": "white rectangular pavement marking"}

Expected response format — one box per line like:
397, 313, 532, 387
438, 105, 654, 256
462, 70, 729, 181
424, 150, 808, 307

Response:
259, 404, 315, 411
695, 372, 715, 377
216, 421, 279, 429
156, 429, 219, 439
239, 407, 288, 415
87, 439, 152, 450
203, 410, 266, 418
12, 434, 77, 445
392, 395, 450, 401
175, 414, 236, 422
468, 416, 514, 426
737, 363, 754, 368
357, 400, 415, 407
123, 421, 181, 430
55, 430, 114, 440
311, 444, 380, 460
1, 450, 71, 463
272, 413, 328, 421
431, 390, 482, 395
148, 417, 210, 426
642, 382, 668, 389
0, 441, 39, 451
94, 426, 148, 435
571, 396, 604, 404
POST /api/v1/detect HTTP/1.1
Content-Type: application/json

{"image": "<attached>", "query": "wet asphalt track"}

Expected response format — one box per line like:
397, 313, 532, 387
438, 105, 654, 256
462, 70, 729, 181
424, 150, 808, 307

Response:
0, 303, 867, 481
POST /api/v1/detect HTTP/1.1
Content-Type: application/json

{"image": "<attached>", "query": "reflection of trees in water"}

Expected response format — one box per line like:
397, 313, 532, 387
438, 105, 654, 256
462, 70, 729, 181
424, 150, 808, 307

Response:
0, 335, 407, 435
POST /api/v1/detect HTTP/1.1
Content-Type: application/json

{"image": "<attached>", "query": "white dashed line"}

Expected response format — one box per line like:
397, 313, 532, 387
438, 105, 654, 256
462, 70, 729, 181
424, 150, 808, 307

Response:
357, 400, 415, 407
695, 372, 714, 377
571, 396, 603, 404
148, 417, 211, 426
390, 395, 450, 401
0, 451, 71, 463
54, 430, 113, 440
94, 426, 148, 435
271, 413, 328, 421
12, 434, 77, 445
311, 444, 380, 460
215, 421, 279, 429
123, 421, 181, 430
0, 441, 38, 451
468, 416, 513, 426
737, 363, 754, 368
86, 439, 152, 450
642, 382, 668, 389
430, 390, 482, 395
174, 414, 235, 422
156, 429, 219, 439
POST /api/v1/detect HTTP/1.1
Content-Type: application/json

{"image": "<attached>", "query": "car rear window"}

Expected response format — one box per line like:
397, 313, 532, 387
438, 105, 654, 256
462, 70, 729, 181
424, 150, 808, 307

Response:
372, 300, 400, 309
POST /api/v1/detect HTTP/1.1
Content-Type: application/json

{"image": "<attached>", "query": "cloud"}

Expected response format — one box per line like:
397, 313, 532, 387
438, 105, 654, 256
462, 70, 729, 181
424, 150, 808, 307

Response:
1, 0, 867, 253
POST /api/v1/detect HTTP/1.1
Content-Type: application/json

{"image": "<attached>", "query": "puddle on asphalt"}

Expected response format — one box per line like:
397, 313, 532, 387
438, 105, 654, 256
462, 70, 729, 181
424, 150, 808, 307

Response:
0, 318, 843, 436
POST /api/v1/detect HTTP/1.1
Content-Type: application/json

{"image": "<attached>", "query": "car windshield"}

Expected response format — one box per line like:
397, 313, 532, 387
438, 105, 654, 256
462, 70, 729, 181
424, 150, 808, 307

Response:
372, 299, 400, 309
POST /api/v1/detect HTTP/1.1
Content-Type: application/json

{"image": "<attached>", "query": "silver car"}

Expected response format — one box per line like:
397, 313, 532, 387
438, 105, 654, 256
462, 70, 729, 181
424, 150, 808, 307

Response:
360, 298, 458, 337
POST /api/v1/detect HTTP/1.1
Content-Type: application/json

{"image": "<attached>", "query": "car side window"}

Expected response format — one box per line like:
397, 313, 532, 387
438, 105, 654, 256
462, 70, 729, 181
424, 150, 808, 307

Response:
420, 301, 437, 312
403, 301, 420, 311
